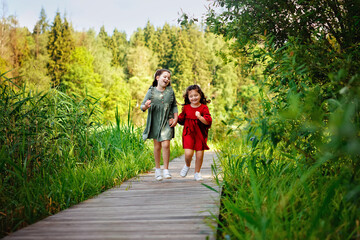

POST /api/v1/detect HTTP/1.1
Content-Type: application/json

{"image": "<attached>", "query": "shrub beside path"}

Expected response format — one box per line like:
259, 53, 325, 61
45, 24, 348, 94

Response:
3, 151, 220, 240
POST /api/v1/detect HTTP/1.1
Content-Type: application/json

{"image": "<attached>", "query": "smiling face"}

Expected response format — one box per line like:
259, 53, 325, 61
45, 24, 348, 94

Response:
188, 89, 201, 106
156, 71, 171, 89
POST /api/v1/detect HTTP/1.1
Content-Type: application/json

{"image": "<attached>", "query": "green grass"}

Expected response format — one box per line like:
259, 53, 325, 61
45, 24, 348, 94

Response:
0, 74, 183, 237
1, 123, 155, 237
213, 135, 359, 239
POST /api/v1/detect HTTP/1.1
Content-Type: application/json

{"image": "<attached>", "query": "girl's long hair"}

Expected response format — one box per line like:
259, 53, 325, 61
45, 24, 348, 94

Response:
152, 69, 172, 87
183, 85, 211, 105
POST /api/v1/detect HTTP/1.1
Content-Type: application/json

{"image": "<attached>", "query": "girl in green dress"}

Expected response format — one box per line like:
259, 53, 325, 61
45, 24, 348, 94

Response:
141, 69, 178, 181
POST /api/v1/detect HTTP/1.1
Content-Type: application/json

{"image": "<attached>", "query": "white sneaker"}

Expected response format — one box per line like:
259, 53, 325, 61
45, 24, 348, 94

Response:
163, 169, 172, 179
155, 168, 163, 181
194, 172, 203, 181
180, 165, 190, 177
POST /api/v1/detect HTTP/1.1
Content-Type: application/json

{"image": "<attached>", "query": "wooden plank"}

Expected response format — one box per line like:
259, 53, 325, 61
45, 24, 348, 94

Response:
3, 152, 221, 240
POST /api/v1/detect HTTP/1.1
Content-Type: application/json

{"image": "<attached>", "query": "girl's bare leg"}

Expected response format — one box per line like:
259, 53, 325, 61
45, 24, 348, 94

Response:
194, 150, 204, 173
161, 140, 170, 169
153, 139, 162, 169
184, 149, 194, 167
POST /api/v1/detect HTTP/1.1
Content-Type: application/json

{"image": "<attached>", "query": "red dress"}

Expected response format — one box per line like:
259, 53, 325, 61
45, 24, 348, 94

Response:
178, 104, 212, 150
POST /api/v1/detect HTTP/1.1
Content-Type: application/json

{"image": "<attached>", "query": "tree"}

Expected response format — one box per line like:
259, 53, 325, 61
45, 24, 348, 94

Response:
8, 16, 30, 80
155, 23, 175, 70
204, 0, 360, 166
109, 28, 128, 67
170, 28, 194, 92
206, 0, 360, 50
98, 25, 110, 47
0, 14, 10, 74
126, 45, 158, 78
129, 27, 145, 47
34, 7, 49, 34
144, 21, 158, 51
47, 12, 74, 88
83, 29, 130, 121
33, 8, 49, 58
19, 20, 50, 91
62, 46, 105, 103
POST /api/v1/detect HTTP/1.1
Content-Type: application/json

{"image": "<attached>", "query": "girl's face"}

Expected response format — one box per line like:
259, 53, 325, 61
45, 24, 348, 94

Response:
156, 72, 171, 89
188, 90, 201, 105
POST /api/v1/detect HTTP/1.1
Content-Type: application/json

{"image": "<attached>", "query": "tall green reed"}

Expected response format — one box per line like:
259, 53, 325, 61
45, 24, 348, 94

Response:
213, 133, 359, 239
0, 73, 155, 237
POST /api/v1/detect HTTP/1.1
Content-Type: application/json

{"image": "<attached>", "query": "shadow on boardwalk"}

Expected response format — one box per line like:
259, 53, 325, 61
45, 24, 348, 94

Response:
3, 151, 221, 240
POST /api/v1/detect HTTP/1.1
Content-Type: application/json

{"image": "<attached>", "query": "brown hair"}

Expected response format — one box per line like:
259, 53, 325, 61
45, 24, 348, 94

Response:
183, 85, 211, 105
152, 69, 172, 87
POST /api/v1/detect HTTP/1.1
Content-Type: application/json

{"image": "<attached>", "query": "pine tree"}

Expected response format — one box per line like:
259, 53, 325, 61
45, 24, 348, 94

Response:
144, 21, 158, 51
155, 23, 174, 69
171, 28, 194, 92
98, 25, 110, 47
33, 8, 49, 58
130, 28, 145, 47
38, 8, 49, 34
188, 26, 212, 93
47, 12, 74, 88
109, 28, 128, 67
33, 22, 41, 58
61, 17, 74, 65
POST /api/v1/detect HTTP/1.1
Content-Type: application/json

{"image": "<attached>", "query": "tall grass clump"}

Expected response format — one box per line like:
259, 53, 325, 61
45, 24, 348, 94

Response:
0, 73, 154, 237
215, 134, 359, 239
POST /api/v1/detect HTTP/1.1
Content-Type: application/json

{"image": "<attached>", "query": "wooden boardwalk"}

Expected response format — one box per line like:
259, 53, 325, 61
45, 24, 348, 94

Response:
3, 152, 220, 240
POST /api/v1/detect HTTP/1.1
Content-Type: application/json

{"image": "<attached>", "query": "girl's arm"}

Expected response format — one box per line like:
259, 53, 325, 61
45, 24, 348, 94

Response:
177, 107, 186, 125
140, 88, 152, 112
169, 112, 178, 127
195, 106, 212, 126
141, 100, 151, 111
169, 89, 179, 127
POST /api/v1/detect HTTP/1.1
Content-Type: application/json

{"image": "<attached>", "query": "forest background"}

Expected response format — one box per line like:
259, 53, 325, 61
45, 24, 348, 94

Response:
1, 0, 360, 239
0, 7, 246, 127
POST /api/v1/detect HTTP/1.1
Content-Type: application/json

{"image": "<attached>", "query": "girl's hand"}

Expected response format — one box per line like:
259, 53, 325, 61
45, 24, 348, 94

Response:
195, 111, 209, 125
169, 117, 178, 127
144, 100, 151, 110
195, 111, 201, 118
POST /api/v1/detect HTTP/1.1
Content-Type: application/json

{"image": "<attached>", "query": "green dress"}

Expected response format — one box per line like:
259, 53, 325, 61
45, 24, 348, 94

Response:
141, 86, 178, 141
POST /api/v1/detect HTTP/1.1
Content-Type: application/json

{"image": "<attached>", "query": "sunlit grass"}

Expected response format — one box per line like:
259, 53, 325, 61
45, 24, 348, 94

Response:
0, 74, 183, 237
213, 135, 359, 239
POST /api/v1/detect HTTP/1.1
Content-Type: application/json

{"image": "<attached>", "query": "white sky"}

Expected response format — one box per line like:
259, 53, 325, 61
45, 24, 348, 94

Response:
4, 0, 212, 36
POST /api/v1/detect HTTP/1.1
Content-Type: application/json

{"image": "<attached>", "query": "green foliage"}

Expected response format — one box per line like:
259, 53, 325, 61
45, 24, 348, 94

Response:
144, 21, 158, 51
62, 46, 105, 102
154, 23, 175, 69
0, 74, 154, 237
215, 136, 359, 239
102, 74, 131, 121
20, 30, 51, 91
109, 28, 128, 67
81, 30, 131, 122
33, 8, 49, 34
47, 12, 75, 87
126, 45, 158, 78
205, 0, 360, 50
202, 0, 360, 238
2, 9, 251, 127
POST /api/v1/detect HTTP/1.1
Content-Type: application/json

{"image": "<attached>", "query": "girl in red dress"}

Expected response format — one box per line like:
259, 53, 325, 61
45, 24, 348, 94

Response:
178, 85, 212, 181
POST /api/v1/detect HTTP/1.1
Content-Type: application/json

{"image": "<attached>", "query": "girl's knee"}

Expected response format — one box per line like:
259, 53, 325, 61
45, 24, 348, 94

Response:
161, 140, 170, 149
154, 142, 162, 151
